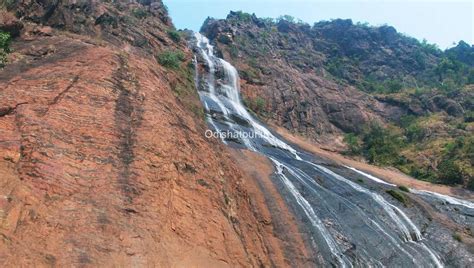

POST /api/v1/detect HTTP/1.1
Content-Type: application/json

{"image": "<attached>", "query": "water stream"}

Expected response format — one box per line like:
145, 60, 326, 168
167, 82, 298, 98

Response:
192, 32, 444, 267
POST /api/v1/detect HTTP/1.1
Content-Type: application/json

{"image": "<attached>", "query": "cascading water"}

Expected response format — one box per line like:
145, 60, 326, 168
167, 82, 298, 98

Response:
192, 32, 444, 267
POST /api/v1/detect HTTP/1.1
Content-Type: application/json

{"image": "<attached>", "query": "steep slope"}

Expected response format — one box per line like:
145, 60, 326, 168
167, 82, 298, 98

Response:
200, 11, 474, 189
191, 32, 474, 267
0, 1, 310, 266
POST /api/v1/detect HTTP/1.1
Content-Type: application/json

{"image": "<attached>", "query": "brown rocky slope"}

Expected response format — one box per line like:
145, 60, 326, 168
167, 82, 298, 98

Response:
0, 1, 310, 266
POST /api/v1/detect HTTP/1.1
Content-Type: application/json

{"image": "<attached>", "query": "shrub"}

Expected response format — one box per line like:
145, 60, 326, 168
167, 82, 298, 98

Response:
361, 123, 405, 166
156, 50, 185, 69
385, 79, 403, 93
386, 189, 407, 205
0, 31, 11, 68
467, 178, 474, 191
398, 185, 410, 192
405, 122, 426, 142
167, 30, 181, 42
437, 159, 463, 185
232, 11, 252, 22
132, 8, 148, 19
229, 45, 239, 58
255, 97, 266, 112
344, 133, 361, 155
464, 110, 474, 123
277, 15, 296, 23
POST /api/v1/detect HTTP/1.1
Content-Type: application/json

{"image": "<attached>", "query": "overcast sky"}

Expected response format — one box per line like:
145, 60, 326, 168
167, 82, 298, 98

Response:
163, 0, 473, 49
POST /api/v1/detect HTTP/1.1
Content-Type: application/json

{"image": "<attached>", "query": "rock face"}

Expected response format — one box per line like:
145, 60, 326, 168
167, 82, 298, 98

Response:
200, 13, 473, 147
0, 2, 308, 266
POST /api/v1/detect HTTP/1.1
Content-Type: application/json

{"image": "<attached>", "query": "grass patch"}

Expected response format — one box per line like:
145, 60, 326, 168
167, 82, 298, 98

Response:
386, 189, 407, 205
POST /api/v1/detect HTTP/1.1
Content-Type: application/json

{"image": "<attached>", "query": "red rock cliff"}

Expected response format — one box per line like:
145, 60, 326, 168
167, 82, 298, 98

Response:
0, 1, 310, 266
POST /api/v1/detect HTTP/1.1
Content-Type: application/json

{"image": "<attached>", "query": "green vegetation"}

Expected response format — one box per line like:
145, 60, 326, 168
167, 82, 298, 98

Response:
343, 117, 473, 189
255, 97, 266, 112
386, 189, 408, 205
437, 159, 463, 185
243, 96, 267, 114
361, 123, 405, 166
231, 11, 252, 22
343, 133, 361, 155
398, 185, 410, 192
156, 50, 185, 69
420, 38, 441, 54
132, 8, 148, 19
229, 45, 239, 58
0, 0, 15, 9
358, 78, 405, 93
0, 31, 11, 68
277, 15, 296, 23
167, 30, 181, 42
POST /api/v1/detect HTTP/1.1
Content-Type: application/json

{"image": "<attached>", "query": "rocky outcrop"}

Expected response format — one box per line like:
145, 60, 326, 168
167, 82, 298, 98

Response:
0, 2, 306, 266
200, 12, 472, 148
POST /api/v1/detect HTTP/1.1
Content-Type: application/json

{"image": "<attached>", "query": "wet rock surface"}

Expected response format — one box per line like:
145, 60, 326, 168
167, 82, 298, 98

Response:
192, 31, 474, 267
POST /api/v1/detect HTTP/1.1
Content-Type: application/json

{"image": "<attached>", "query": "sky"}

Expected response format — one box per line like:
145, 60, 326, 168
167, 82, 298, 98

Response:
163, 0, 473, 49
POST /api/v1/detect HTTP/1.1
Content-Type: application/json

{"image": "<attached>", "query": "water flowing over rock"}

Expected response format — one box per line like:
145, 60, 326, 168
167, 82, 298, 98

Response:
192, 32, 473, 267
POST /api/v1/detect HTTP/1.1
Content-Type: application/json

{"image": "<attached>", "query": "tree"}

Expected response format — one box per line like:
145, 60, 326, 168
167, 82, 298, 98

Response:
437, 159, 463, 185
344, 133, 361, 155
277, 15, 295, 23
361, 123, 404, 165
0, 31, 11, 68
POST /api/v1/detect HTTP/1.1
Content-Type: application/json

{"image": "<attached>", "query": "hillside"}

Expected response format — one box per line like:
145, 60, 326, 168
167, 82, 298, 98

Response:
200, 11, 474, 190
0, 2, 308, 266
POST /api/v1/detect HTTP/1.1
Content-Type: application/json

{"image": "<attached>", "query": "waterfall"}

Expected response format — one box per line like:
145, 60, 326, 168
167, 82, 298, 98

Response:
192, 32, 443, 267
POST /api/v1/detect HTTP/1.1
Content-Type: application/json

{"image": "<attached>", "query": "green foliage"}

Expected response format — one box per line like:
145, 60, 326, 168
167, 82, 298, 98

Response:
437, 159, 463, 185
132, 8, 148, 19
277, 15, 296, 23
0, 31, 11, 68
420, 38, 440, 54
468, 178, 474, 191
167, 30, 181, 42
261, 17, 275, 25
239, 68, 260, 81
398, 185, 410, 192
385, 79, 403, 93
232, 11, 252, 22
0, 0, 15, 9
255, 97, 266, 112
229, 45, 239, 58
386, 189, 407, 205
465, 111, 474, 123
361, 123, 405, 166
359, 78, 404, 93
468, 69, 474, 84
434, 57, 472, 87
405, 121, 426, 142
243, 96, 266, 114
156, 50, 185, 69
343, 133, 361, 155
